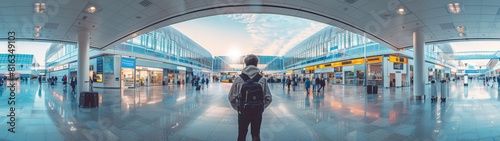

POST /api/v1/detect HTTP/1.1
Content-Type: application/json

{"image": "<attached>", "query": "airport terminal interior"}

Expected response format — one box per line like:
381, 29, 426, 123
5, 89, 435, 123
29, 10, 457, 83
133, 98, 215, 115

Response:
2, 0, 500, 140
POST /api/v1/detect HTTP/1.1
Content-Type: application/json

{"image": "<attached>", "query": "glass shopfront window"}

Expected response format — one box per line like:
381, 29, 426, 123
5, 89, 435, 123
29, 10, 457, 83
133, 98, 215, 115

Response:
136, 66, 163, 86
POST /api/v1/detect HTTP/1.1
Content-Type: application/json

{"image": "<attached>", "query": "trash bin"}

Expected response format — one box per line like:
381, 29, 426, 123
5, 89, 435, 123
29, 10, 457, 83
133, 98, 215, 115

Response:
431, 80, 438, 101
441, 80, 447, 102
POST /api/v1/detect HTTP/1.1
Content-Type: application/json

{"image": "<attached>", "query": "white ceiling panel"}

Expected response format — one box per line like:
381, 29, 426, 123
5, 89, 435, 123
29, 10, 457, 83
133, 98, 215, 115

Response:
481, 6, 499, 14
140, 5, 163, 17
95, 0, 127, 13
56, 8, 82, 18
117, 5, 140, 18
15, 6, 33, 15
480, 14, 496, 22
463, 6, 482, 14
0, 0, 14, 7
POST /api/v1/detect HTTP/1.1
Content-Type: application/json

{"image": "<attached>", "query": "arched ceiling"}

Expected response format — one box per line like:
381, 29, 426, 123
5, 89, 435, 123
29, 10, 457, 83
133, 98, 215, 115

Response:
1, 0, 498, 51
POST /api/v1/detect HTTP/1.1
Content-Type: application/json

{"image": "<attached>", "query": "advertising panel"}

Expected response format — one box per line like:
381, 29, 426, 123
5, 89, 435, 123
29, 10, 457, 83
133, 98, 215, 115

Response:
121, 57, 135, 69
97, 57, 103, 74
465, 70, 480, 73
103, 56, 114, 74
394, 63, 404, 70
334, 67, 343, 72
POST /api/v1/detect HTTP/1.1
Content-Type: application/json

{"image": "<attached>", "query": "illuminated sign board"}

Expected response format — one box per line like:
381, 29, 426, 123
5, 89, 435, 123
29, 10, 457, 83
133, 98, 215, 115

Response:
52, 64, 68, 72
341, 61, 352, 65
465, 70, 480, 73
334, 67, 342, 72
366, 56, 382, 63
394, 63, 403, 70
389, 56, 408, 64
177, 66, 186, 71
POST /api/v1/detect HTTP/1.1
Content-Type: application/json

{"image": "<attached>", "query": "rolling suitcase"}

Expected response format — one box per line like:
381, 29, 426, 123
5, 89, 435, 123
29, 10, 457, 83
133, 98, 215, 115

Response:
88, 92, 99, 107
80, 92, 99, 108
372, 85, 378, 94
367, 85, 373, 94
79, 92, 86, 107
196, 86, 201, 90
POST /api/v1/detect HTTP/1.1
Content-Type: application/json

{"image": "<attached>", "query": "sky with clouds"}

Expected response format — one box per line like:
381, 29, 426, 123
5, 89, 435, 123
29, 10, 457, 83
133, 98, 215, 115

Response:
171, 14, 328, 57
0, 41, 51, 67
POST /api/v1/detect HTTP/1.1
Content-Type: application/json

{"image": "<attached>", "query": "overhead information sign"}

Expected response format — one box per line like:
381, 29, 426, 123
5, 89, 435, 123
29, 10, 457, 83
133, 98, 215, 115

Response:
389, 56, 408, 64
366, 56, 382, 63
465, 70, 480, 73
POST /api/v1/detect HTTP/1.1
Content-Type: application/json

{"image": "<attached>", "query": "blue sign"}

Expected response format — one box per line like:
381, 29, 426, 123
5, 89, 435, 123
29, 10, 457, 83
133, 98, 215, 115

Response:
465, 70, 480, 73
97, 57, 103, 74
330, 46, 338, 52
335, 74, 342, 77
121, 57, 135, 69
394, 63, 403, 70
103, 57, 114, 74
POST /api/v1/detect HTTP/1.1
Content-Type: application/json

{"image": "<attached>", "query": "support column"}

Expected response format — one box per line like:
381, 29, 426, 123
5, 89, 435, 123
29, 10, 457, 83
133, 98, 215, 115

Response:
413, 30, 425, 100
77, 30, 90, 94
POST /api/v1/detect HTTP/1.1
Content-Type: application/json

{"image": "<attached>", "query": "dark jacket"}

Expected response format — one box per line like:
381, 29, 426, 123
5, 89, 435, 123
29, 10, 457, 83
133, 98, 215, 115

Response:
305, 78, 311, 87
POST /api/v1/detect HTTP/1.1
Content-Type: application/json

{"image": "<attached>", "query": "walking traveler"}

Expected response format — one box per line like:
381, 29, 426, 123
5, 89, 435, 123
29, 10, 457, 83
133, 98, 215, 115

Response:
312, 76, 317, 91
315, 77, 321, 91
228, 54, 272, 141
305, 77, 311, 94
206, 77, 209, 87
318, 78, 326, 92
70, 76, 77, 93
286, 76, 291, 90
282, 76, 286, 88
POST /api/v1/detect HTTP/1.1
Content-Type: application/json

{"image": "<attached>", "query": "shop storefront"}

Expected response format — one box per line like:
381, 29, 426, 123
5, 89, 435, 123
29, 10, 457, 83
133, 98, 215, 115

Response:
338, 58, 365, 85
333, 67, 343, 84
366, 56, 383, 86
164, 66, 186, 85
121, 57, 135, 87
385, 56, 408, 87
48, 63, 70, 83
136, 66, 163, 86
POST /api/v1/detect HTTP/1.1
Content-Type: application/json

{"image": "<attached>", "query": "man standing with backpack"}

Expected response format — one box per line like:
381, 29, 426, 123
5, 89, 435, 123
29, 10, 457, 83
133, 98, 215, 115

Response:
228, 54, 272, 141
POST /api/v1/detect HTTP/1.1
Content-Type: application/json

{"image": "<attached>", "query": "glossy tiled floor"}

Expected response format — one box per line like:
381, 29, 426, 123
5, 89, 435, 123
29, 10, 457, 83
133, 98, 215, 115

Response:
1, 79, 500, 141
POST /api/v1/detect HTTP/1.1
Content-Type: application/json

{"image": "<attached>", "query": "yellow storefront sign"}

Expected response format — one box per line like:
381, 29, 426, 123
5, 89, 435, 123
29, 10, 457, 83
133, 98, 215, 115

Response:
366, 56, 382, 63
389, 56, 408, 64
304, 57, 369, 71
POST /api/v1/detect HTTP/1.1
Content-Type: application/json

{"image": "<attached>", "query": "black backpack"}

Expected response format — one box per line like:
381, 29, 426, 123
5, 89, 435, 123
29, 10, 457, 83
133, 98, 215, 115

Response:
238, 74, 264, 116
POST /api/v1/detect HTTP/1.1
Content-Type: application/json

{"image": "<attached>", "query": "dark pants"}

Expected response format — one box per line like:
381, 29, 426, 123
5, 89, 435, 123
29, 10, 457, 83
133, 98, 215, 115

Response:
318, 85, 325, 91
238, 114, 262, 141
306, 86, 310, 93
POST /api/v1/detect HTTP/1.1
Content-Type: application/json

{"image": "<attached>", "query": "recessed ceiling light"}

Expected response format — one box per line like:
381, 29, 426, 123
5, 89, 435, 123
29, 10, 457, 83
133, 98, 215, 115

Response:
456, 26, 466, 32
397, 8, 406, 15
34, 33, 40, 38
458, 33, 466, 37
84, 4, 102, 13
34, 3, 46, 13
448, 3, 461, 14
87, 6, 96, 13
34, 26, 42, 32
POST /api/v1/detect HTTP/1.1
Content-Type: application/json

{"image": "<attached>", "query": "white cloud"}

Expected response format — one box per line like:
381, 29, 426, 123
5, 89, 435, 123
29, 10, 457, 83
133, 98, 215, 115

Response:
227, 14, 328, 56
